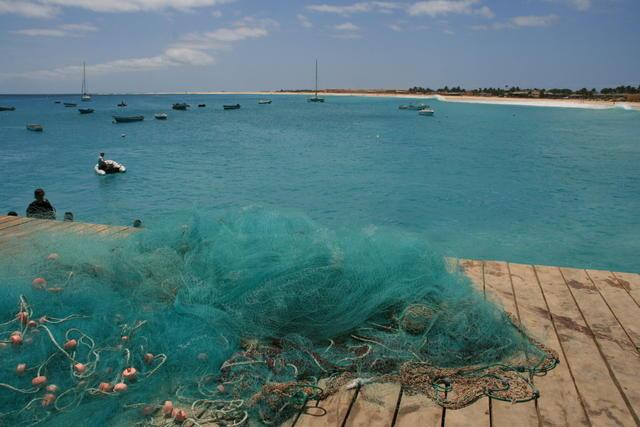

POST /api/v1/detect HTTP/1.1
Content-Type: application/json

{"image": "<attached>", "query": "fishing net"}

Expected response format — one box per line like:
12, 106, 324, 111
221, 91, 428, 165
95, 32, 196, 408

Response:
0, 207, 557, 426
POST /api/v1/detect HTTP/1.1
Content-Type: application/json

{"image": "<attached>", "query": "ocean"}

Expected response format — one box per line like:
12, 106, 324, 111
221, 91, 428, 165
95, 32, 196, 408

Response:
1, 94, 638, 272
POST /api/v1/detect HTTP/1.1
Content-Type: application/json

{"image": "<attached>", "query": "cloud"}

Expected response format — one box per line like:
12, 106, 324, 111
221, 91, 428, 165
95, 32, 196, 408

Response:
0, 1, 58, 18
40, 0, 235, 13
211, 10, 222, 17
308, 1, 400, 15
297, 13, 313, 28
389, 23, 403, 31
473, 14, 558, 30
12, 22, 98, 37
408, 0, 492, 17
569, 0, 590, 10
334, 22, 360, 31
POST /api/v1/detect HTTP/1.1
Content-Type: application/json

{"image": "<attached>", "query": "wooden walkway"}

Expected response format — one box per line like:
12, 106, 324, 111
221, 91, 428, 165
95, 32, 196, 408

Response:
1, 215, 639, 426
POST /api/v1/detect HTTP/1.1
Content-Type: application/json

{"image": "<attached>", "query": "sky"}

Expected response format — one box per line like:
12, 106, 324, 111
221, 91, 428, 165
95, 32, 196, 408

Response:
0, 0, 638, 93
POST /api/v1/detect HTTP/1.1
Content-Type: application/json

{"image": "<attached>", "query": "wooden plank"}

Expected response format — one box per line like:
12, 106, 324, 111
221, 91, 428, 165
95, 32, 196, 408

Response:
613, 271, 640, 308
296, 380, 356, 427
586, 269, 640, 351
395, 393, 442, 427
0, 216, 33, 231
560, 267, 640, 423
458, 259, 484, 293
0, 215, 22, 224
483, 261, 539, 426
0, 218, 60, 239
443, 398, 489, 426
509, 263, 589, 426
535, 265, 635, 426
346, 383, 400, 426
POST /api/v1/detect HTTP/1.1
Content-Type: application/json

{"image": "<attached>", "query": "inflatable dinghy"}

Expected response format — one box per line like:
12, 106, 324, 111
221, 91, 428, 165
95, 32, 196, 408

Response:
95, 160, 126, 175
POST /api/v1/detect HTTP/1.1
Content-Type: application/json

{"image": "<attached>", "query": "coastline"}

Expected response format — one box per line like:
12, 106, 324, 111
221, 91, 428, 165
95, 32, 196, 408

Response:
173, 91, 640, 111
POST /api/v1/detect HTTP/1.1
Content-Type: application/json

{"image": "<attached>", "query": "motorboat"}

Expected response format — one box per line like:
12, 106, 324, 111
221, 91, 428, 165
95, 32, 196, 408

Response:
198, 104, 206, 107
0, 106, 16, 111
26, 124, 43, 132
79, 108, 94, 114
418, 108, 435, 116
223, 104, 241, 110
64, 102, 77, 107
54, 101, 61, 104
95, 160, 126, 175
258, 99, 272, 104
113, 115, 144, 123
172, 103, 189, 110
117, 101, 127, 107
400, 103, 429, 110
307, 60, 325, 103
154, 113, 168, 120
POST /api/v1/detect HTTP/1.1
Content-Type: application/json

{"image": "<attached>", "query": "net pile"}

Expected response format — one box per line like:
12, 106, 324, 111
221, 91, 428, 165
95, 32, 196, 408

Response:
0, 207, 557, 426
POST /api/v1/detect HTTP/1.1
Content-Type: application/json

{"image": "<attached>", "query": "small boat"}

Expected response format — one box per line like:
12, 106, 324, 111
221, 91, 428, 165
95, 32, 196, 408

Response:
172, 103, 189, 110
418, 108, 435, 116
0, 106, 16, 111
223, 104, 241, 110
64, 102, 77, 107
258, 99, 272, 104
54, 101, 61, 104
113, 115, 144, 123
26, 124, 43, 132
154, 113, 168, 120
78, 108, 94, 114
95, 160, 126, 175
117, 101, 127, 107
81, 62, 91, 101
400, 103, 429, 110
198, 104, 206, 107
307, 59, 325, 103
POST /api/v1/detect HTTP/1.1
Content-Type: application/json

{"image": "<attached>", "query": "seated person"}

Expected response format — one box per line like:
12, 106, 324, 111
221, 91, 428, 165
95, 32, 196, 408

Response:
98, 152, 107, 171
26, 188, 56, 220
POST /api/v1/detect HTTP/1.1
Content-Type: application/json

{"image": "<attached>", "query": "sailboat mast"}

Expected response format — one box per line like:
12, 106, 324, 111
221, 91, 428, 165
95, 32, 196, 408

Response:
82, 62, 86, 95
315, 59, 318, 98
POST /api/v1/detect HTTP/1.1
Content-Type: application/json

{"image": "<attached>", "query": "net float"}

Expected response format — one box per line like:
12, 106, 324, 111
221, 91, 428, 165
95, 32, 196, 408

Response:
63, 339, 77, 350
173, 409, 188, 422
98, 382, 113, 392
17, 312, 28, 324
16, 363, 27, 375
197, 352, 208, 361
46, 384, 59, 393
31, 376, 47, 387
74, 363, 86, 373
121, 335, 129, 342
27, 320, 38, 328
122, 367, 137, 381
144, 353, 154, 365
41, 393, 56, 407
113, 382, 128, 393
216, 384, 225, 393
48, 287, 64, 293
162, 400, 173, 416
32, 277, 47, 289
47, 253, 59, 261
10, 332, 23, 345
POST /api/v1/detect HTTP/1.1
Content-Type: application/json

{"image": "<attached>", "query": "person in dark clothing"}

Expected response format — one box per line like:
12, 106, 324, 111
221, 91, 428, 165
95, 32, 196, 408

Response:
7, 211, 18, 216
26, 188, 56, 220
98, 152, 108, 171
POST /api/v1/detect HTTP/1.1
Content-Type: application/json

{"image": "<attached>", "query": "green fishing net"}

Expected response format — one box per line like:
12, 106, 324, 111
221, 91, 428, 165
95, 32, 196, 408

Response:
0, 207, 557, 426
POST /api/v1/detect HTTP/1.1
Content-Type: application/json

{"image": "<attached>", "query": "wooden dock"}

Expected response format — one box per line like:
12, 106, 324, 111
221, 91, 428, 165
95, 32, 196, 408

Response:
1, 215, 638, 426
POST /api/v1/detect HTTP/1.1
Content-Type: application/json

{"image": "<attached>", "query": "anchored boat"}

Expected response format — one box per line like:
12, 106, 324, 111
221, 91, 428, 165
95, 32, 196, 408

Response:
64, 102, 77, 107
307, 59, 324, 103
117, 101, 127, 107
81, 62, 91, 101
258, 99, 272, 104
418, 108, 435, 116
113, 115, 144, 123
198, 104, 206, 108
400, 103, 429, 110
26, 124, 43, 132
79, 108, 94, 114
95, 160, 126, 175
223, 104, 241, 110
172, 103, 189, 110
0, 106, 16, 111
154, 113, 168, 120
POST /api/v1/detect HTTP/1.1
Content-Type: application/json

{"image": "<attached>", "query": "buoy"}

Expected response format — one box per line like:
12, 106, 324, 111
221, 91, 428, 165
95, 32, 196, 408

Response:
27, 320, 38, 328
173, 409, 188, 422
113, 382, 128, 393
121, 335, 129, 342
10, 332, 23, 346
42, 393, 56, 407
216, 384, 225, 393
98, 382, 113, 392
16, 363, 27, 375
32, 277, 47, 289
162, 400, 173, 416
122, 367, 137, 381
144, 353, 154, 365
17, 311, 29, 324
63, 339, 77, 350
46, 384, 59, 393
31, 376, 47, 387
47, 253, 59, 261
74, 363, 86, 374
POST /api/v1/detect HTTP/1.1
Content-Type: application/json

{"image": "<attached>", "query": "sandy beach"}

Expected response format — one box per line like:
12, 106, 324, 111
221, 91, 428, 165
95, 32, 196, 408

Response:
173, 90, 640, 111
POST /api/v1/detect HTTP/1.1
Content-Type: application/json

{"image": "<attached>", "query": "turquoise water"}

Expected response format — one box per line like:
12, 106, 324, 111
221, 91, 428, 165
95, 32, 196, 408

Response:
1, 94, 638, 272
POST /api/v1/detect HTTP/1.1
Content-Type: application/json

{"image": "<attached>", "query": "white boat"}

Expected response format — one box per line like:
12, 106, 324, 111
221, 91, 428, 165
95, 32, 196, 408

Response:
95, 160, 126, 175
258, 99, 272, 104
307, 59, 325, 103
418, 108, 435, 116
81, 62, 91, 101
154, 113, 168, 120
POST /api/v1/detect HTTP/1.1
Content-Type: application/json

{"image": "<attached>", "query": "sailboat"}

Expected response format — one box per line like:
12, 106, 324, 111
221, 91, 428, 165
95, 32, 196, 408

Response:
81, 62, 91, 101
307, 59, 325, 103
